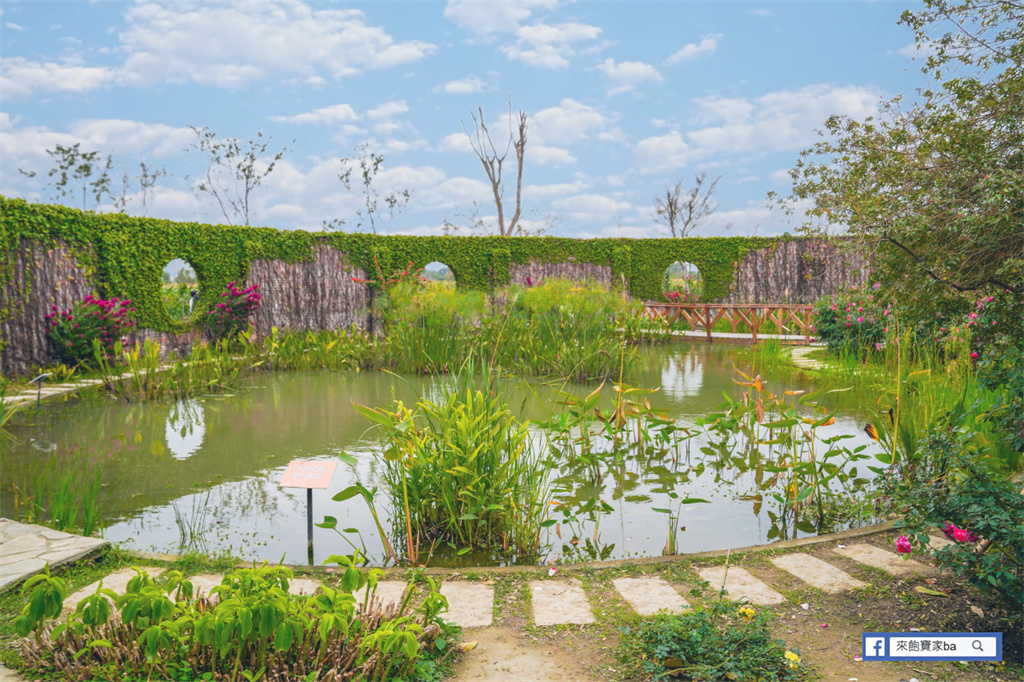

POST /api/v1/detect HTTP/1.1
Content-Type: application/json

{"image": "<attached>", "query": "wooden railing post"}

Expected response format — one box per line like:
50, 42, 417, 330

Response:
705, 305, 713, 343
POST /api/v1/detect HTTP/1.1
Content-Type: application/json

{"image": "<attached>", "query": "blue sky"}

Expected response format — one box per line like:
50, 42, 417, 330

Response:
1, 1, 932, 239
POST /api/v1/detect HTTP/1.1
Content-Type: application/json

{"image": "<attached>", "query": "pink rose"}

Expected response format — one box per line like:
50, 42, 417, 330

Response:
896, 536, 912, 554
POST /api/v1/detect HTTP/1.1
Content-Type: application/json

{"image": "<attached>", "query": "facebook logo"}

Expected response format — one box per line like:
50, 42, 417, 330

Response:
863, 633, 1002, 661
864, 637, 886, 658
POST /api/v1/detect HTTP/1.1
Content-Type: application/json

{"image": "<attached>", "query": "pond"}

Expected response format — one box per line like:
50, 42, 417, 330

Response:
1, 344, 881, 567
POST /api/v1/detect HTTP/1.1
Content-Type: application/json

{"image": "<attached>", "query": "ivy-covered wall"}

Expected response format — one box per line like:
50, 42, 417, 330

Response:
0, 197, 863, 375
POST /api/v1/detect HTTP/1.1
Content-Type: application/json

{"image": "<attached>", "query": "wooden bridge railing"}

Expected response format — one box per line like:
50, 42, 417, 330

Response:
643, 303, 815, 345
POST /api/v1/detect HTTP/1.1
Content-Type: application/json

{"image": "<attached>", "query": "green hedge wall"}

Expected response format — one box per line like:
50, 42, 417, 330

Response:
1, 197, 783, 333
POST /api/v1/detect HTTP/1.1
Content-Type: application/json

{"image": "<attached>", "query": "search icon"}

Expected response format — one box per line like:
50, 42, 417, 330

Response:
972, 640, 984, 651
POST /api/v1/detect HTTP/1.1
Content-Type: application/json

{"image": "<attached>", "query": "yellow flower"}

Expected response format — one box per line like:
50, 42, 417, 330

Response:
785, 650, 801, 669
738, 606, 756, 623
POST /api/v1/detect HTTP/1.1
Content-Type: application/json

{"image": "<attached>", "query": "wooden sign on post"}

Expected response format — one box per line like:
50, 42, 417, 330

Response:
280, 460, 339, 565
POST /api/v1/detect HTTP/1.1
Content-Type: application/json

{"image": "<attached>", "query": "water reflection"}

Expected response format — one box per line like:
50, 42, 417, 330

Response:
0, 345, 882, 566
166, 399, 205, 460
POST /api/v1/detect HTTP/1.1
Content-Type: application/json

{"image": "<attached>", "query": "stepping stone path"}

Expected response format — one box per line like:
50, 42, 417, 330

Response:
0, 519, 107, 593
612, 576, 689, 615
441, 581, 494, 628
771, 553, 866, 593
64, 566, 163, 613
832, 543, 936, 577
697, 566, 785, 605
529, 580, 595, 626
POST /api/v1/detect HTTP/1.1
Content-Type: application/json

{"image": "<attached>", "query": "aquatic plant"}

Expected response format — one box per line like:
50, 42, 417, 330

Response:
348, 383, 551, 562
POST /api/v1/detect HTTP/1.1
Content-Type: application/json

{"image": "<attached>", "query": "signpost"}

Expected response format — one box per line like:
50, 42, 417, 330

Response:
279, 460, 339, 566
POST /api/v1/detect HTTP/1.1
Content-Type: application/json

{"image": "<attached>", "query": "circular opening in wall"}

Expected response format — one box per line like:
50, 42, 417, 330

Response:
162, 258, 200, 321
663, 261, 701, 303
422, 261, 455, 287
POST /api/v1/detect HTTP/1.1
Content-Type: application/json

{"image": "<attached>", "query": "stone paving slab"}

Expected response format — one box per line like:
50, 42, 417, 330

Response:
0, 519, 108, 593
359, 580, 410, 611
832, 543, 936, 577
186, 573, 224, 601
611, 576, 689, 615
441, 581, 494, 628
530, 580, 595, 626
770, 553, 866, 593
64, 566, 163, 613
288, 578, 322, 596
697, 566, 785, 605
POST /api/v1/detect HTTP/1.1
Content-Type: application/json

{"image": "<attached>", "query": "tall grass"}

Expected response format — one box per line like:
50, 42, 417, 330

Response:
349, 377, 552, 561
12, 448, 104, 536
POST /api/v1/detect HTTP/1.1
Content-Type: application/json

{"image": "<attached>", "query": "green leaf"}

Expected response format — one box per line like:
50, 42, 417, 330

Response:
331, 486, 360, 503
274, 621, 293, 652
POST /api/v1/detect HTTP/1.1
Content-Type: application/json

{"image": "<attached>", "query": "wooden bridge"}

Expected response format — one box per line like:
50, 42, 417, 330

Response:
642, 303, 815, 345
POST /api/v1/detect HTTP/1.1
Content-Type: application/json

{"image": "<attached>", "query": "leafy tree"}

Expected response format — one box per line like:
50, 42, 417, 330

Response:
185, 126, 290, 226
781, 0, 1022, 331
653, 172, 723, 239
324, 144, 411, 234
19, 143, 112, 211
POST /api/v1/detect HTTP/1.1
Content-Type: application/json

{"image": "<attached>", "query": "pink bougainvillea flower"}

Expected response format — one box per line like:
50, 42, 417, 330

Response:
896, 536, 912, 554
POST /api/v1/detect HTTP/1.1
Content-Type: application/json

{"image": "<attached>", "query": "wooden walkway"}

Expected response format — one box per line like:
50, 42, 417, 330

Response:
643, 303, 815, 345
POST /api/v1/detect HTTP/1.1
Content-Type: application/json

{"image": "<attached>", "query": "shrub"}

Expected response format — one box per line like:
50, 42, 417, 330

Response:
206, 281, 261, 338
617, 600, 808, 681
813, 285, 888, 354
883, 423, 1024, 610
15, 560, 459, 682
44, 294, 135, 366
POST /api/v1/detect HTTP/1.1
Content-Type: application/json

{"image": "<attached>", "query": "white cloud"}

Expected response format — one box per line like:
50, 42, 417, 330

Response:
68, 119, 195, 156
367, 100, 409, 119
896, 40, 937, 58
435, 76, 486, 94
118, 2, 436, 87
5, 22, 25, 31
531, 98, 611, 146
500, 21, 602, 69
769, 169, 793, 185
443, 0, 557, 37
271, 103, 358, 125
1, 57, 114, 97
633, 130, 690, 172
750, 9, 774, 18
531, 145, 576, 165
665, 33, 722, 65
438, 132, 474, 153
597, 58, 662, 94
686, 84, 880, 157
551, 193, 631, 221
524, 180, 589, 198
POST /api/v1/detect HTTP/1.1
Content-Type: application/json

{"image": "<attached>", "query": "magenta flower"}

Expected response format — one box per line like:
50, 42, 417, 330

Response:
896, 536, 912, 554
971, 352, 979, 359
953, 528, 978, 543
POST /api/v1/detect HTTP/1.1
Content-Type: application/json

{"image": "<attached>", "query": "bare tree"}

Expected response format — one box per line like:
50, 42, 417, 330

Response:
462, 99, 529, 237
653, 172, 723, 239
325, 144, 411, 234
185, 127, 290, 226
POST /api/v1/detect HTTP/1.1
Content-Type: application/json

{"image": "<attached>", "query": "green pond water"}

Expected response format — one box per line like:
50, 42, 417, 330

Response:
1, 344, 882, 566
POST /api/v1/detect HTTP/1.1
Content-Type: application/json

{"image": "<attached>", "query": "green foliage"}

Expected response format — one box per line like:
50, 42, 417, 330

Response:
884, 425, 1024, 609
1, 196, 786, 348
784, 0, 1023, 337
346, 382, 551, 561
16, 561, 457, 682
617, 600, 808, 681
11, 448, 103, 536
205, 281, 261, 339
44, 295, 136, 366
813, 286, 888, 354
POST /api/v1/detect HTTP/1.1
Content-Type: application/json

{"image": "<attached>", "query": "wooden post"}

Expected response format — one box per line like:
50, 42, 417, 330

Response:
705, 305, 713, 343
804, 307, 811, 346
